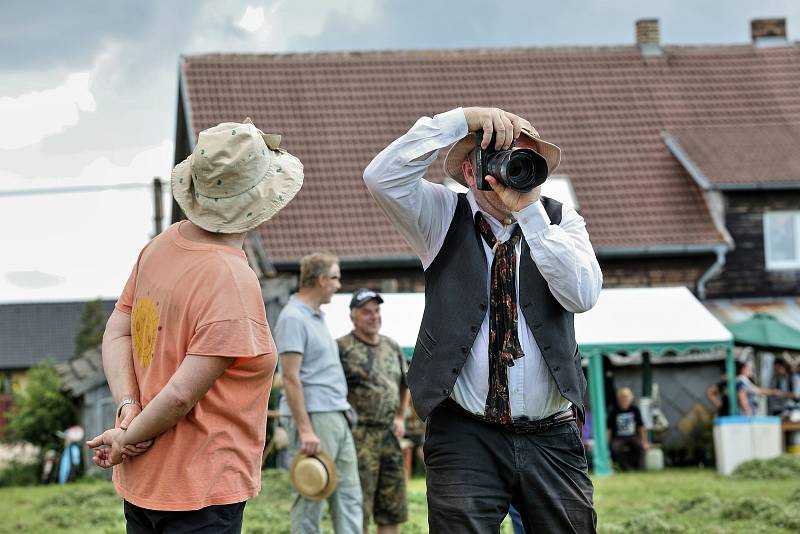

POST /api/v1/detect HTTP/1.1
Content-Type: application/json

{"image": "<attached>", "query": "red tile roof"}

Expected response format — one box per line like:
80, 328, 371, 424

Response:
665, 124, 800, 187
178, 44, 800, 263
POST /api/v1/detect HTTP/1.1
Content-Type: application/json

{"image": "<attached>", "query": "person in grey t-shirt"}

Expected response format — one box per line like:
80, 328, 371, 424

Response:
274, 252, 362, 534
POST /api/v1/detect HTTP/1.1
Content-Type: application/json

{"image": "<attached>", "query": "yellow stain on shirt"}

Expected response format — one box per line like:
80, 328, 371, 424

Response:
131, 296, 159, 368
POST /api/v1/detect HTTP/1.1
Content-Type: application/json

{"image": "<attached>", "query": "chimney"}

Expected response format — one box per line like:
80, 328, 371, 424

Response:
636, 19, 662, 56
751, 18, 788, 47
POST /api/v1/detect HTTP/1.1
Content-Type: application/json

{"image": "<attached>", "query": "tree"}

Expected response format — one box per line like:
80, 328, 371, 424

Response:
74, 299, 107, 357
5, 360, 76, 449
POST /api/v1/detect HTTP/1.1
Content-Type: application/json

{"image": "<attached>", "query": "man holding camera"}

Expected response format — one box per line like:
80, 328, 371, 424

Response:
364, 107, 602, 533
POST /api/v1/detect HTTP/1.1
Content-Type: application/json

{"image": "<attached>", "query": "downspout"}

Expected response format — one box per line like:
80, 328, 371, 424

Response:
696, 245, 727, 300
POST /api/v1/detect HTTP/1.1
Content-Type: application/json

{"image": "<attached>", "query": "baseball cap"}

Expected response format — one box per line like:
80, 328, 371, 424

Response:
349, 288, 384, 309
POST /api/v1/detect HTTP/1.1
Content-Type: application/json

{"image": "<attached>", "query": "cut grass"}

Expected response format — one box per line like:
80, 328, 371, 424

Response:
1, 466, 798, 533
595, 467, 800, 534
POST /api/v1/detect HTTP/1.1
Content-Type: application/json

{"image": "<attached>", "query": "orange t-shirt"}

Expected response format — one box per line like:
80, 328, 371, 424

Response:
113, 221, 276, 511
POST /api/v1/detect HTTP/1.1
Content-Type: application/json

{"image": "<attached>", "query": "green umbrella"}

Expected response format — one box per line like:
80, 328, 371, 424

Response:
726, 313, 800, 351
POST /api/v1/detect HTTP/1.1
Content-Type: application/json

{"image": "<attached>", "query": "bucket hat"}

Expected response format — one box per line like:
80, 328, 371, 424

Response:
172, 118, 303, 233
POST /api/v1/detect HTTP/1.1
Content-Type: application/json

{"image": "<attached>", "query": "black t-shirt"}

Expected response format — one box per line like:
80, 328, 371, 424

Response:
607, 406, 643, 438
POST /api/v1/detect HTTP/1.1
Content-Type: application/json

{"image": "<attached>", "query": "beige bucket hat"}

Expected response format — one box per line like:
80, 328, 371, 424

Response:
443, 127, 562, 187
172, 118, 303, 233
290, 451, 337, 501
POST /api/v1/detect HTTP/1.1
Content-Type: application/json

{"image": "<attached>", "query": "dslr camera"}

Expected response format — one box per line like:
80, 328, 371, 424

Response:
474, 131, 548, 192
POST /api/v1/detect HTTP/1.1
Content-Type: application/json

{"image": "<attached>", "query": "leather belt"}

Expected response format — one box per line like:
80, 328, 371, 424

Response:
440, 398, 576, 434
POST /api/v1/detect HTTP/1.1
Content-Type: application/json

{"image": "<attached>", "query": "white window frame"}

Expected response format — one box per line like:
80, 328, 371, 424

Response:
763, 210, 800, 270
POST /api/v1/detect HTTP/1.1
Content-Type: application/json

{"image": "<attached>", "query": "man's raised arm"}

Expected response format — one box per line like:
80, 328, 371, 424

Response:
363, 108, 468, 268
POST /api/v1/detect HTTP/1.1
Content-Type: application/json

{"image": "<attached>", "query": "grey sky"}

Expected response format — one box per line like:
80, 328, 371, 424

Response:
0, 0, 797, 301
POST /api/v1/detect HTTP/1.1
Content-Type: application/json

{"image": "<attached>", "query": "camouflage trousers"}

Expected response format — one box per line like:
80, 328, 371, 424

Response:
351, 425, 408, 527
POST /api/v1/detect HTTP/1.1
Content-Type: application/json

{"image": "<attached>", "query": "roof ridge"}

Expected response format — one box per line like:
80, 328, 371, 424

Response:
181, 41, 799, 62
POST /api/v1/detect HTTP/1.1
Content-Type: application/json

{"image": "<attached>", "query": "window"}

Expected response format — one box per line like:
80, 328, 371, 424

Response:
763, 211, 800, 270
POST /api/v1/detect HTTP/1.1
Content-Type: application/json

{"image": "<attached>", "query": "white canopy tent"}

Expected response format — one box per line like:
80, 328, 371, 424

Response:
322, 293, 424, 353
322, 286, 735, 476
575, 286, 732, 349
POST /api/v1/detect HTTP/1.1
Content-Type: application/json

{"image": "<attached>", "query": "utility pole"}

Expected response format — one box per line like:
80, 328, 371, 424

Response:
152, 177, 163, 237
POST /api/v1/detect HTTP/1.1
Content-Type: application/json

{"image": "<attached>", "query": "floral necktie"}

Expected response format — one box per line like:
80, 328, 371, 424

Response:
475, 212, 525, 424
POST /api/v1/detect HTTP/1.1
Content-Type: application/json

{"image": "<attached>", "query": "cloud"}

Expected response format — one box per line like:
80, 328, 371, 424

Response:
0, 72, 96, 150
0, 186, 159, 303
0, 140, 173, 302
74, 139, 174, 186
0, 140, 173, 195
6, 271, 65, 289
0, 1, 153, 72
238, 6, 266, 33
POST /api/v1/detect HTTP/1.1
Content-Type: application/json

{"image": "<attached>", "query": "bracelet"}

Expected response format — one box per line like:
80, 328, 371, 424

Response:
117, 398, 141, 419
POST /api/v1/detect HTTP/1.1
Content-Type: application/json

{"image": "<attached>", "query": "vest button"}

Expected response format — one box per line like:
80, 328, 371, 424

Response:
533, 322, 543, 329
479, 303, 487, 311
553, 366, 560, 372
543, 345, 551, 351
461, 346, 468, 354
442, 388, 449, 395
564, 387, 570, 393
452, 368, 458, 374
470, 325, 478, 333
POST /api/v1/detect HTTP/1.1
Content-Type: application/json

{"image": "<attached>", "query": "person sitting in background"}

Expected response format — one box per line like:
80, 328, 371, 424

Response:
607, 387, 649, 471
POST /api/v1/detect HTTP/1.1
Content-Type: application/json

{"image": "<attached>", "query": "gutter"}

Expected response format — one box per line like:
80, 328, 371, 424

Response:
273, 247, 729, 267
712, 182, 800, 191
272, 255, 422, 271
595, 244, 723, 258
697, 245, 729, 300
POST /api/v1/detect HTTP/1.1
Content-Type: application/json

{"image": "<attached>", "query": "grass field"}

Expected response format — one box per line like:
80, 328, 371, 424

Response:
1, 466, 799, 533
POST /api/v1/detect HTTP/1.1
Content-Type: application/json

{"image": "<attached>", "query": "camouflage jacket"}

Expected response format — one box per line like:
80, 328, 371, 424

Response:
337, 332, 407, 427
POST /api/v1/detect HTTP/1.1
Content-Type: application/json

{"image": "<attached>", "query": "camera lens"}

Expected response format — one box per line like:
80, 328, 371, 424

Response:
486, 149, 539, 192
508, 152, 535, 182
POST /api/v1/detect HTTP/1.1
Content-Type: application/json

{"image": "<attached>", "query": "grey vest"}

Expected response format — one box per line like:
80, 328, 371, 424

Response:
407, 194, 586, 422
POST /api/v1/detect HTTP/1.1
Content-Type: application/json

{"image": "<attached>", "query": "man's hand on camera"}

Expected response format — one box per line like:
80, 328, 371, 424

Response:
462, 107, 536, 150
485, 176, 541, 212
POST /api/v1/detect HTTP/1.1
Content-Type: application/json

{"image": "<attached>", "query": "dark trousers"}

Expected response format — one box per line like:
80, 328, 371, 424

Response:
611, 436, 644, 471
124, 500, 246, 534
424, 403, 596, 534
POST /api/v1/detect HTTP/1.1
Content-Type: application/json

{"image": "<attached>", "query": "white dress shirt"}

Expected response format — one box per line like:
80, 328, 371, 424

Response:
363, 108, 603, 420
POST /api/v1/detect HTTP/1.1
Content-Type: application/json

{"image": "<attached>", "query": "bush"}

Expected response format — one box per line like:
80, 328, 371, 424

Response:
0, 461, 39, 487
5, 360, 76, 450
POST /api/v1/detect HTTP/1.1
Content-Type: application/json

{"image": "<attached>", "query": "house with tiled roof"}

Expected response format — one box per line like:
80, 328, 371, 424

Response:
0, 299, 116, 434
164, 17, 800, 464
172, 18, 800, 311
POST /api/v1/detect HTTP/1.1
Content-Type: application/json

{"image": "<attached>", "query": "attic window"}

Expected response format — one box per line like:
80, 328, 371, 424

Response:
541, 175, 579, 212
764, 211, 800, 270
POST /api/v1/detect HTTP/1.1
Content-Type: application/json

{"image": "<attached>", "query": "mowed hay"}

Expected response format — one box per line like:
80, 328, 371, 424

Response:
720, 496, 800, 531
732, 455, 800, 480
